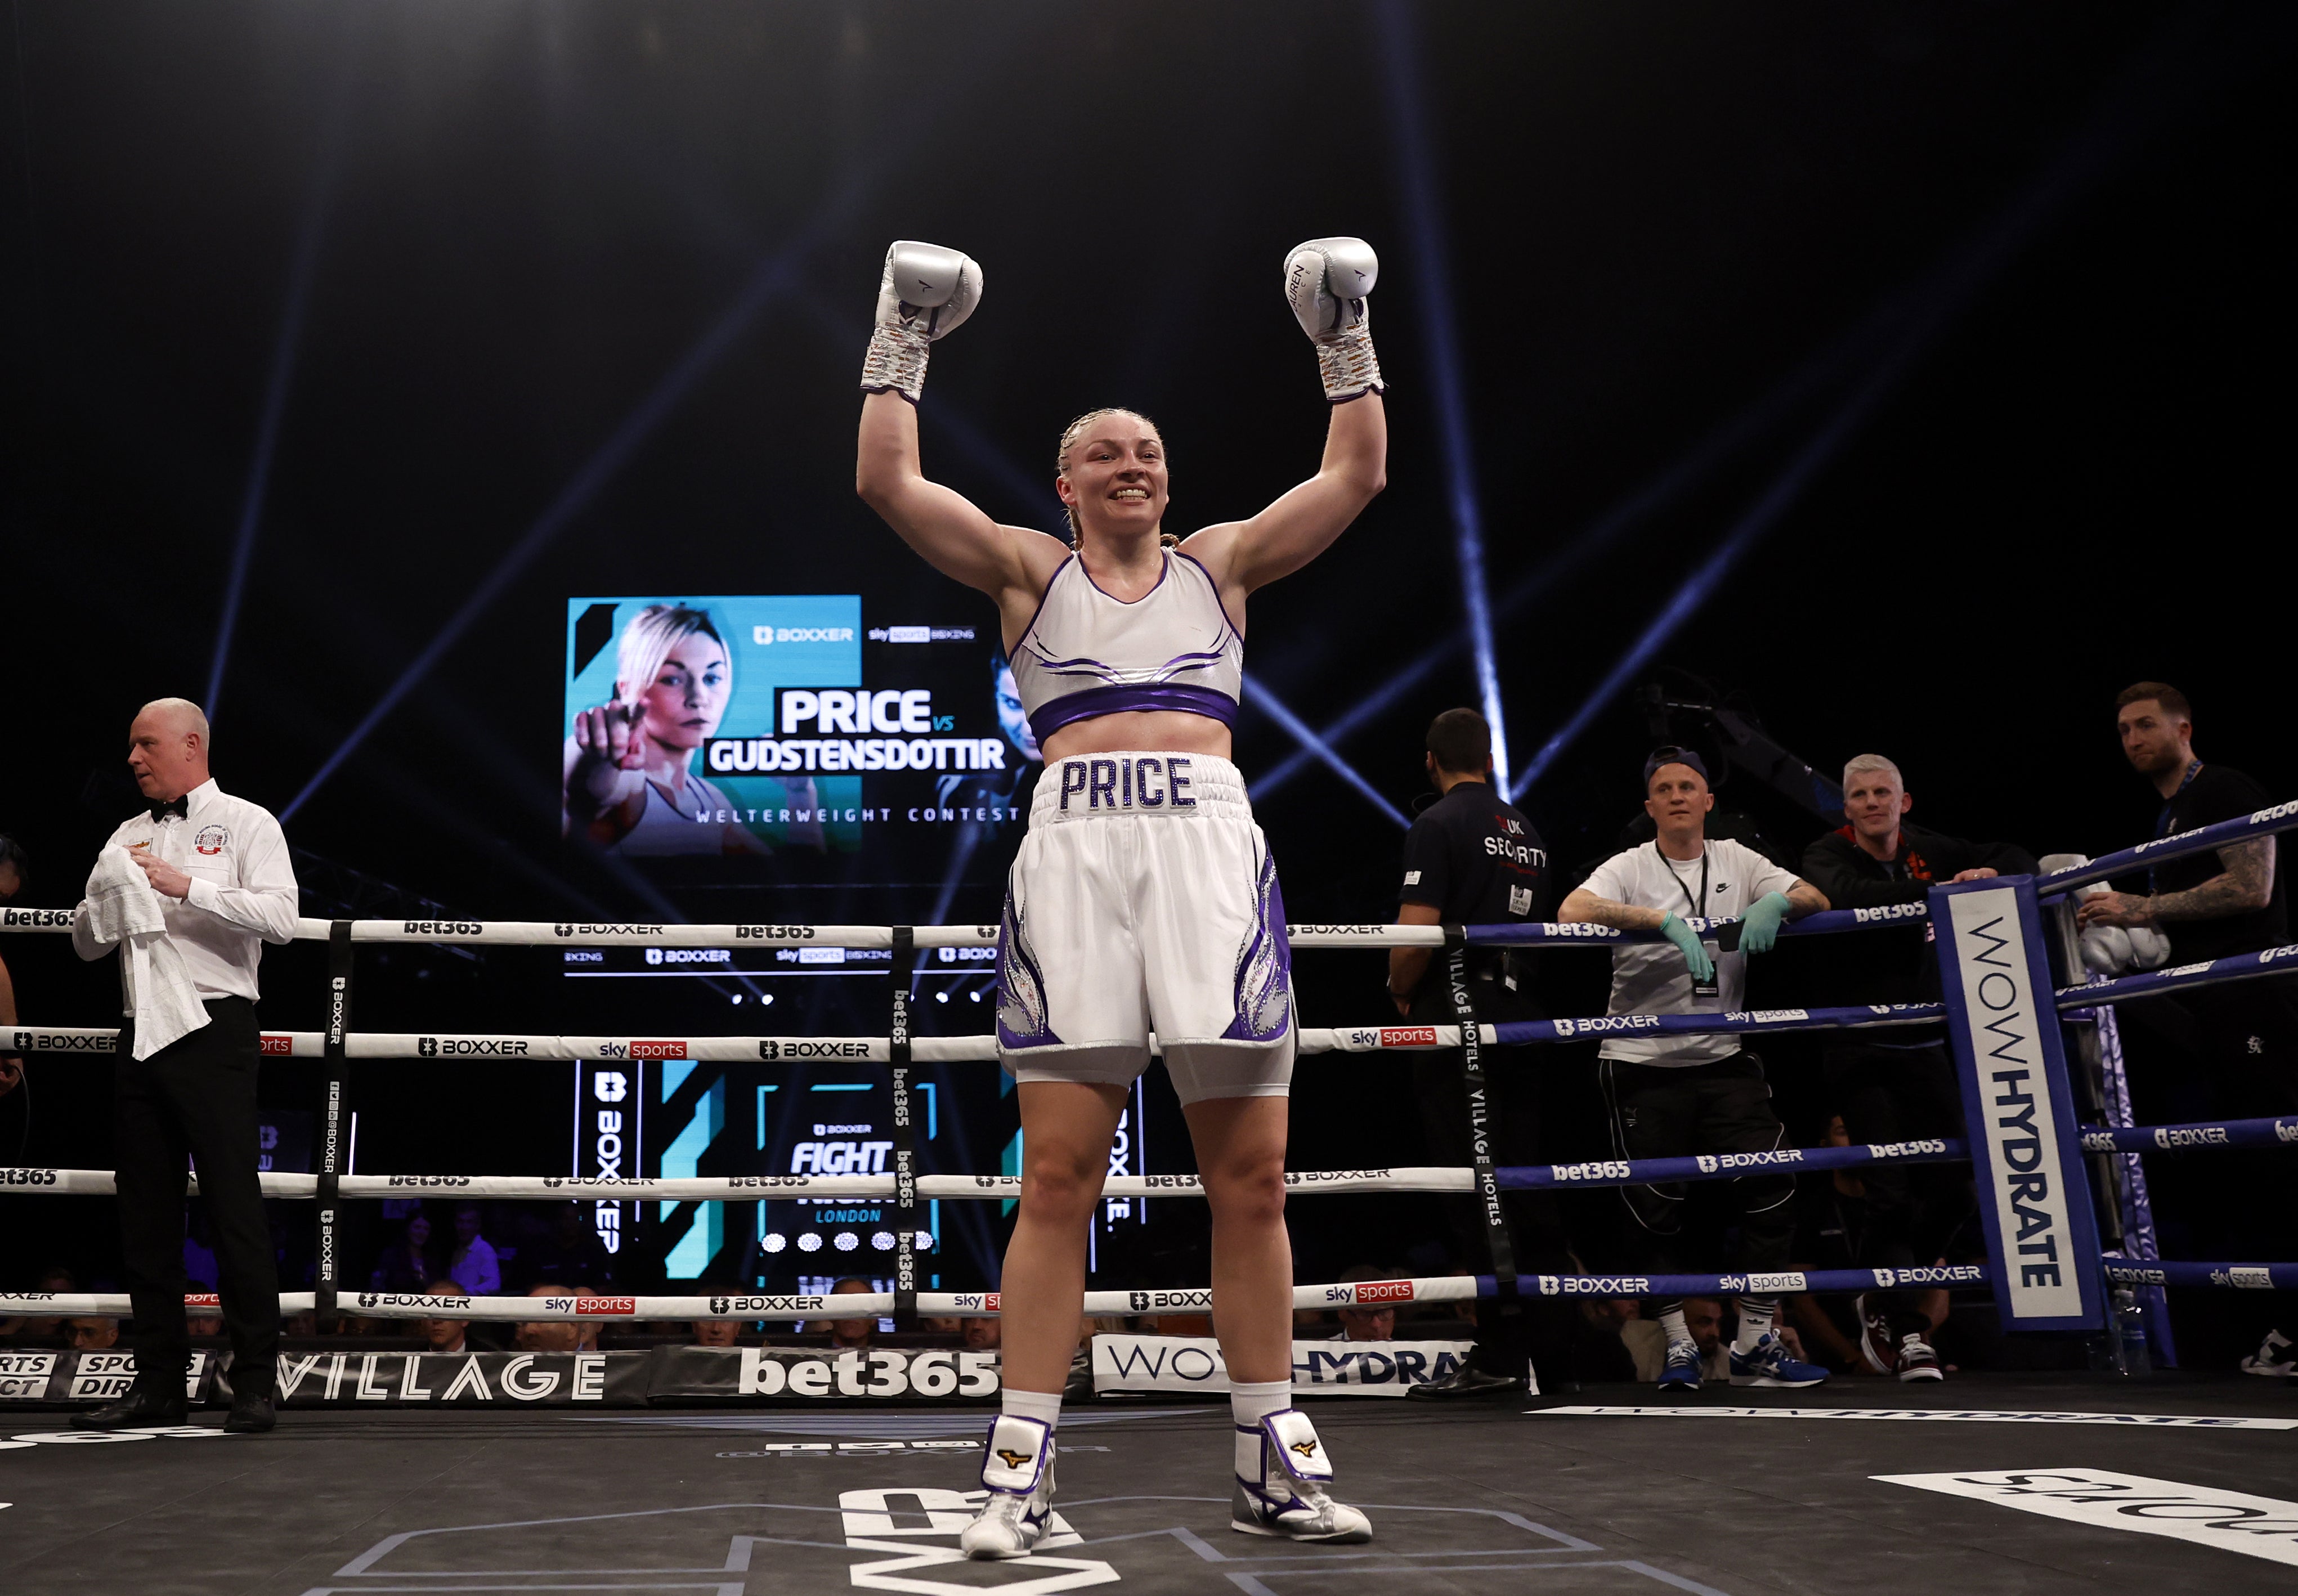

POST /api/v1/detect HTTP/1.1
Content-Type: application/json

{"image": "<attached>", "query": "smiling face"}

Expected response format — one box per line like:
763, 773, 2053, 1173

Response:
625, 637, 731, 752
1056, 410, 1168, 545
1843, 766, 1911, 849
406, 1214, 431, 1250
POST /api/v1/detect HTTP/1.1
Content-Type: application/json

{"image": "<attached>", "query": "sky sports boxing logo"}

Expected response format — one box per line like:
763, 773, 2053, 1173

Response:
1328, 1280, 1417, 1305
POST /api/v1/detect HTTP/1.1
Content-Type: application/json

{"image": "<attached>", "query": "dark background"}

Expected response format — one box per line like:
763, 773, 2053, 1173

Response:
2, 3, 2290, 1354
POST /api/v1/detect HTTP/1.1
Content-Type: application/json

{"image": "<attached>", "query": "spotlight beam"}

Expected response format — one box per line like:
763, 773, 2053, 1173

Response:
1515, 29, 2186, 792
280, 15, 1034, 822
207, 16, 364, 718
1243, 674, 1406, 828
1374, 0, 1511, 791
1249, 283, 1904, 803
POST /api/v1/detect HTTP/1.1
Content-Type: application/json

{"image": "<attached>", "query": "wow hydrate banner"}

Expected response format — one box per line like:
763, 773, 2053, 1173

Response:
563, 595, 1040, 874
1930, 878, 2103, 1332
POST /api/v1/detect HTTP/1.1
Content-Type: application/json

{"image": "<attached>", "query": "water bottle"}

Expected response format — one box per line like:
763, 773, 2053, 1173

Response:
2115, 1288, 2152, 1375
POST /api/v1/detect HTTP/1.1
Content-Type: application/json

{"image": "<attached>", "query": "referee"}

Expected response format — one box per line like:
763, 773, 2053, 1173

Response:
1385, 709, 1561, 1397
68, 699, 297, 1433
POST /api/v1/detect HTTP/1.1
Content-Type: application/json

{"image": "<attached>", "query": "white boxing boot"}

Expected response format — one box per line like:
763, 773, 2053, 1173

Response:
960, 1413, 1056, 1559
1230, 1407, 1372, 1543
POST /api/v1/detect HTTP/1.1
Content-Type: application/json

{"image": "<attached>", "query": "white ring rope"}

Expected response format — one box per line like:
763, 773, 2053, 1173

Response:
0, 1276, 1472, 1322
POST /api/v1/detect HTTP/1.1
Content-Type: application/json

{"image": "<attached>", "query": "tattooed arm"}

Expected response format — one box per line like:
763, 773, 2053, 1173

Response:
2076, 837, 2275, 929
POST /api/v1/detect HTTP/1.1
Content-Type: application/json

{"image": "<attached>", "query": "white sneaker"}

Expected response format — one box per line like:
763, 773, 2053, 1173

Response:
1230, 1408, 1372, 1543
2240, 1329, 2294, 1378
960, 1414, 1056, 1559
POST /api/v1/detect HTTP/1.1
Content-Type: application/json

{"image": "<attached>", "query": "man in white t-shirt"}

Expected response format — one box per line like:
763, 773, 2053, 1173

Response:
1558, 747, 1831, 1393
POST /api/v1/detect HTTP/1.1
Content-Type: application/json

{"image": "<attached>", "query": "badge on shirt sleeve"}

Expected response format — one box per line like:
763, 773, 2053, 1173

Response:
194, 824, 230, 856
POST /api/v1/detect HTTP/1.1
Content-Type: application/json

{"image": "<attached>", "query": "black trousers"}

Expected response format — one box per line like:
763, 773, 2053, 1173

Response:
1598, 1050, 1795, 1315
1408, 978, 1575, 1380
1822, 1039, 1973, 1329
117, 998, 279, 1397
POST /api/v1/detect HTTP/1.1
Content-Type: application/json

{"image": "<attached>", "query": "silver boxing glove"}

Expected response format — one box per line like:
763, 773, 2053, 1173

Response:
1284, 237, 1383, 402
860, 240, 984, 402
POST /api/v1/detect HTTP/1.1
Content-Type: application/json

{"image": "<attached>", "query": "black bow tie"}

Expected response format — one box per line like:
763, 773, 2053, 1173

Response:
148, 795, 189, 822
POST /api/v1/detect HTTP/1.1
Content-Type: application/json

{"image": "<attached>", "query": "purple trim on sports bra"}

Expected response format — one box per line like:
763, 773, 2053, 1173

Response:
1077, 547, 1171, 606
1027, 682, 1239, 742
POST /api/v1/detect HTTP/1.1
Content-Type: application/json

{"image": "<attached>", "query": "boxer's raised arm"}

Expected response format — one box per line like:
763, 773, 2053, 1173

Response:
858, 389, 1058, 602
1186, 239, 1387, 599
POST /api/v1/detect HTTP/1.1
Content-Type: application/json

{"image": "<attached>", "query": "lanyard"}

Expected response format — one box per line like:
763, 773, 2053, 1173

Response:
2149, 761, 2202, 894
1660, 843, 1709, 917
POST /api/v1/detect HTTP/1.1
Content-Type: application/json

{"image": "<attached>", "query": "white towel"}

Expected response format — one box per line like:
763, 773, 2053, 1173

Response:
82, 845, 209, 1060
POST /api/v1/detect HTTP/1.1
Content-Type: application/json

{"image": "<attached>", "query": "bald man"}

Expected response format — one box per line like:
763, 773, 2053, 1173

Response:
69, 699, 298, 1434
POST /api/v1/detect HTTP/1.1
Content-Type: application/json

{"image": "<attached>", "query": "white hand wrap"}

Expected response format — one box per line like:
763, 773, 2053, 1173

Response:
860, 240, 984, 403
1284, 237, 1383, 402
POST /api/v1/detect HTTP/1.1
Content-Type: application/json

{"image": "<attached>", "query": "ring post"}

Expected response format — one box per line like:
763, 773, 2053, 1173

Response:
315, 920, 353, 1321
888, 926, 919, 1332
1442, 928, 1520, 1316
1929, 878, 2103, 1334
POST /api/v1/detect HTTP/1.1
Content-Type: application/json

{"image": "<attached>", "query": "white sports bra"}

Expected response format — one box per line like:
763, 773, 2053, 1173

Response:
1007, 550, 1243, 743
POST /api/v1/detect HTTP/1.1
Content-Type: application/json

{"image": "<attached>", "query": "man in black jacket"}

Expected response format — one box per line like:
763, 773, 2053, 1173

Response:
1800, 753, 2034, 1380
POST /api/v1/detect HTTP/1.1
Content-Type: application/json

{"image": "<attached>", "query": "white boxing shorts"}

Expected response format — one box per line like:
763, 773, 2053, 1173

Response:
996, 751, 1293, 1105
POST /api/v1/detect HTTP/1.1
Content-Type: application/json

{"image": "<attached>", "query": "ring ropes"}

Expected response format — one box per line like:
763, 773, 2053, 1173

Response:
3, 803, 2295, 1326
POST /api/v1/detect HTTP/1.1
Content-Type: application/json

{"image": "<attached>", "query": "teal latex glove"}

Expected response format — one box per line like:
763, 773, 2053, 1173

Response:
1659, 913, 1715, 984
1739, 890, 1793, 954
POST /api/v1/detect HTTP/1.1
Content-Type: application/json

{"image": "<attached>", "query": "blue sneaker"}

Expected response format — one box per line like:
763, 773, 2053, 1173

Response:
1730, 1332, 1829, 1388
1658, 1339, 1703, 1392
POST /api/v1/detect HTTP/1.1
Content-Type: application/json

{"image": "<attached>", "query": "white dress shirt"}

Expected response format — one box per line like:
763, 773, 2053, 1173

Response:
72, 778, 299, 1010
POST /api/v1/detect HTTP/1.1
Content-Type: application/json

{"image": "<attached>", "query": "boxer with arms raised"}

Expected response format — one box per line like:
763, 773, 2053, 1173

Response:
856, 239, 1385, 1556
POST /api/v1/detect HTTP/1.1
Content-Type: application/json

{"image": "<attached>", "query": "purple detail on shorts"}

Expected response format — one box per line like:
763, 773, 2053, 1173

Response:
996, 888, 1061, 1049
1223, 848, 1293, 1042
1028, 683, 1238, 742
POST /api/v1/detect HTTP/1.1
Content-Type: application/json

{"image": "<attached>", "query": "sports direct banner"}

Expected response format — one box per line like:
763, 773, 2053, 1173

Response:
1091, 1337, 1475, 1398
1929, 878, 2103, 1333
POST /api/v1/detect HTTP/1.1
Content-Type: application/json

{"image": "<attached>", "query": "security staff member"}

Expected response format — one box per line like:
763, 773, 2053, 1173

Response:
1386, 709, 1558, 1396
69, 699, 297, 1434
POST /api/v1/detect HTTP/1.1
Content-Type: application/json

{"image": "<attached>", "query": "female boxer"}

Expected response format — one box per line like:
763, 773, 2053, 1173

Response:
855, 238, 1385, 1555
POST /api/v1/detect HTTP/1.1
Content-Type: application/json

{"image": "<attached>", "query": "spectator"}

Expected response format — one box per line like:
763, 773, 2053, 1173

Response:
1800, 754, 2025, 1381
2081, 684, 2296, 1113
962, 1315, 1002, 1351
420, 1279, 471, 1355
2, 1267, 77, 1341
68, 1317, 120, 1351
919, 1314, 965, 1339
525, 1204, 613, 1291
689, 1317, 745, 1347
1332, 1267, 1396, 1342
2081, 684, 2298, 1375
825, 1277, 876, 1349
1558, 747, 1830, 1393
513, 1283, 585, 1353
449, 1204, 501, 1296
187, 1279, 225, 1339
1571, 1297, 1642, 1384
370, 1213, 437, 1295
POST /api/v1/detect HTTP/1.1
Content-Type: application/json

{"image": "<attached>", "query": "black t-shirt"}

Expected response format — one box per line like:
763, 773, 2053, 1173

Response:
1399, 782, 1549, 925
2151, 763, 2288, 963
